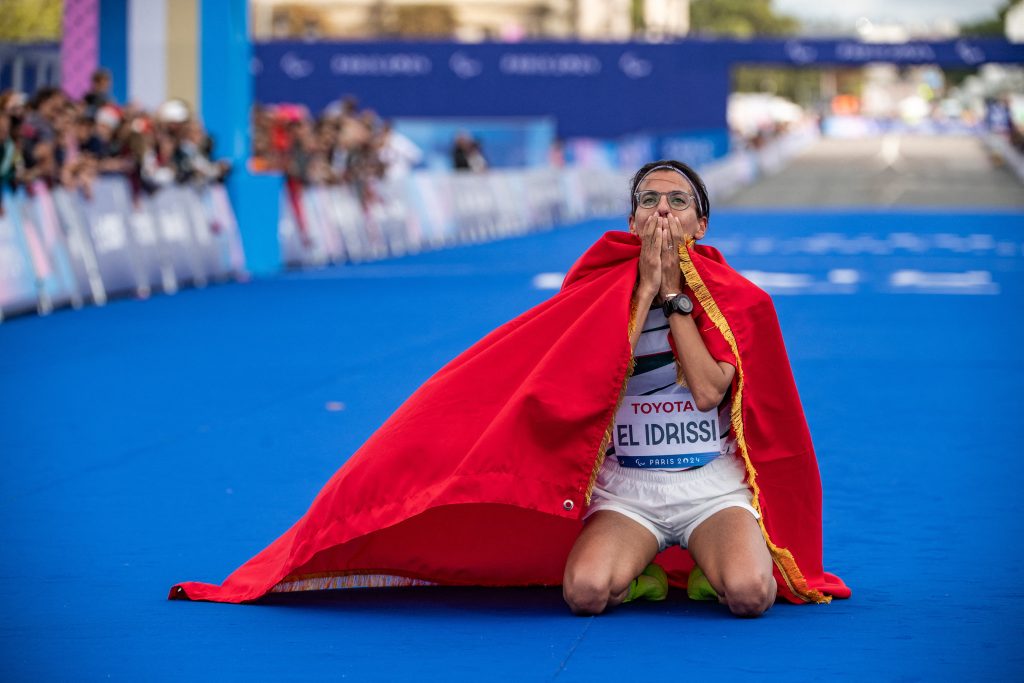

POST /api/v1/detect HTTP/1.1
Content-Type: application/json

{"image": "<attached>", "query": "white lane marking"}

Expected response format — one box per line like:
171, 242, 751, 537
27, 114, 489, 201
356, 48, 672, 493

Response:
749, 237, 776, 255
742, 269, 1002, 295
880, 134, 901, 168
996, 241, 1017, 256
741, 271, 815, 289
740, 270, 860, 295
888, 232, 929, 252
889, 269, 999, 294
532, 272, 565, 290
283, 264, 487, 279
719, 232, 1018, 257
828, 269, 860, 285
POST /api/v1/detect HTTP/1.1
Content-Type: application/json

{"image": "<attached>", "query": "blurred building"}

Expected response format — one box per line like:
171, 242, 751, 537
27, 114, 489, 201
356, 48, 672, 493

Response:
250, 0, 690, 41
1008, 1, 1024, 43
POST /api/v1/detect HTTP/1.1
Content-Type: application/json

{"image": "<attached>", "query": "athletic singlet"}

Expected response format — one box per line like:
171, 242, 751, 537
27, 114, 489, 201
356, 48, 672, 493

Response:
607, 306, 735, 471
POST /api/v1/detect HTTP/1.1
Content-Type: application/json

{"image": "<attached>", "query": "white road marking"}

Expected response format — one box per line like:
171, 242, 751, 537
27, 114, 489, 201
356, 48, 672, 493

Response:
828, 269, 860, 285
532, 272, 566, 290
889, 269, 999, 294
880, 134, 901, 168
741, 271, 815, 289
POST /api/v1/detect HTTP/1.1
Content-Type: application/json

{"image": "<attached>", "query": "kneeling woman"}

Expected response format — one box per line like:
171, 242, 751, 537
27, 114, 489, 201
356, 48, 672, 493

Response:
563, 161, 772, 617
171, 160, 849, 613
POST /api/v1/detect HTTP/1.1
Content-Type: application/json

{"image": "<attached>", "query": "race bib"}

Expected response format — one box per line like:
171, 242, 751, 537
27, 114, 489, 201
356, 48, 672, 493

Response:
613, 395, 722, 468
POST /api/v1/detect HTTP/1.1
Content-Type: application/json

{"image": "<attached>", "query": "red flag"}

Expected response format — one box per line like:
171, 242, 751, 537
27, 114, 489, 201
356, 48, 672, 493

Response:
171, 231, 849, 604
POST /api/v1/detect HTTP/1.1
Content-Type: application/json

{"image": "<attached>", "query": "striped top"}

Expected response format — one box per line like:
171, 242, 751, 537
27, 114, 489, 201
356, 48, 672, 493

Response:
607, 305, 736, 472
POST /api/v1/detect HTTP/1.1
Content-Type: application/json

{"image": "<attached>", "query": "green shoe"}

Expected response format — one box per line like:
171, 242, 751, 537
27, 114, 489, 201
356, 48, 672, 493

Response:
624, 563, 669, 603
687, 565, 719, 601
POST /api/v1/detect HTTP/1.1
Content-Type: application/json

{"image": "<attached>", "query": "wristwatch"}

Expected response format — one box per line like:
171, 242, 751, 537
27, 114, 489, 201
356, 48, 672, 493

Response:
662, 293, 694, 317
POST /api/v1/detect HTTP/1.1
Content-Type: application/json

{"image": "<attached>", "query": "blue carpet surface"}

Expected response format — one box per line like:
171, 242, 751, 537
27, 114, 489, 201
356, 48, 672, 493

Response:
1, 210, 1022, 681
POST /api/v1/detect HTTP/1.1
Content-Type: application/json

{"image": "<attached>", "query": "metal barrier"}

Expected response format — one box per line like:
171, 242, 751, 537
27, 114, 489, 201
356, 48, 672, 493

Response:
276, 129, 819, 269
278, 167, 630, 268
0, 178, 246, 322
0, 131, 818, 320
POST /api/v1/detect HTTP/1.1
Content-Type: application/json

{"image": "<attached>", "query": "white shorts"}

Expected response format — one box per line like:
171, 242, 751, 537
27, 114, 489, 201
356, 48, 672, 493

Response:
585, 452, 759, 551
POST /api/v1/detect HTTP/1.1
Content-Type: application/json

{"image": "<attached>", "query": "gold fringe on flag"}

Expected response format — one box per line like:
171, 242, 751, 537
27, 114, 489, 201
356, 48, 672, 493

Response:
677, 241, 829, 604
271, 572, 437, 593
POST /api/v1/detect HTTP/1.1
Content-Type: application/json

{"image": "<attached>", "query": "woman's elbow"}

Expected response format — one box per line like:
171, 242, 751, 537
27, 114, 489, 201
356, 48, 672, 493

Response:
692, 388, 725, 413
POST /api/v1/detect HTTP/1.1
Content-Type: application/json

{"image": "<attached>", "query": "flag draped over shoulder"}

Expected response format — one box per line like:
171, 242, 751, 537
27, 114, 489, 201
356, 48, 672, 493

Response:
170, 231, 849, 605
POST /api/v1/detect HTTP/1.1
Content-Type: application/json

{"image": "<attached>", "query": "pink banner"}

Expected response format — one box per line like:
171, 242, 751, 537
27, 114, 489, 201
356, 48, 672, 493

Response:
61, 0, 99, 99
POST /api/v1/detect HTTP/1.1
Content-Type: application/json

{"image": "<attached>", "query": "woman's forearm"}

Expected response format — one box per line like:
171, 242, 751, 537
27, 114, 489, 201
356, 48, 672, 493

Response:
629, 286, 657, 353
667, 312, 735, 411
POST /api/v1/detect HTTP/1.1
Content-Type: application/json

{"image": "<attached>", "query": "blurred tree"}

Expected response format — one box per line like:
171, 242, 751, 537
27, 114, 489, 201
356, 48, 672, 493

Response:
631, 0, 645, 32
690, 0, 799, 37
732, 66, 864, 106
959, 1, 1014, 36
0, 0, 63, 41
733, 67, 823, 104
389, 6, 456, 37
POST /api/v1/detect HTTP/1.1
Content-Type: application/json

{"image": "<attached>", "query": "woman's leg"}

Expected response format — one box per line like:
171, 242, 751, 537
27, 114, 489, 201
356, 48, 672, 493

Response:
686, 507, 776, 617
562, 510, 660, 615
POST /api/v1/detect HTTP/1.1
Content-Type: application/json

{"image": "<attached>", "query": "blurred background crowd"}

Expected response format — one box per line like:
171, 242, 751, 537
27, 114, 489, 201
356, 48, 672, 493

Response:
1, 0, 1022, 205
250, 97, 429, 197
0, 69, 229, 214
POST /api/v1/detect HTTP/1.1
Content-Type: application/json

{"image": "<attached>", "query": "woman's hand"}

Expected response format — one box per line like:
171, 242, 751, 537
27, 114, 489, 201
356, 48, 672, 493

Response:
636, 214, 662, 302
659, 214, 686, 298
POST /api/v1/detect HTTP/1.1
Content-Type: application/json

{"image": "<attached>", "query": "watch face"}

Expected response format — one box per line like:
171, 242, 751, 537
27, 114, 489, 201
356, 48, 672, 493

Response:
663, 294, 693, 316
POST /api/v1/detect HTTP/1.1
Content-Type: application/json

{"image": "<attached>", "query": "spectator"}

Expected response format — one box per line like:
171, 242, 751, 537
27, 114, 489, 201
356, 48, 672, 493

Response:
249, 96, 427, 188
82, 69, 114, 118
20, 87, 64, 184
176, 120, 231, 185
0, 77, 232, 203
452, 132, 486, 172
377, 122, 422, 180
0, 108, 19, 215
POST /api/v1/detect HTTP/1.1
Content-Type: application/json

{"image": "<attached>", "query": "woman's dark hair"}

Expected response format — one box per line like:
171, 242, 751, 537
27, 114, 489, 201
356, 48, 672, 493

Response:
629, 159, 710, 220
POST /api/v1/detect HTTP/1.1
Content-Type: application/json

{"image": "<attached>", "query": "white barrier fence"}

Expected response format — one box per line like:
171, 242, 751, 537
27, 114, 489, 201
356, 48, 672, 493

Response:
277, 128, 818, 269
277, 167, 630, 268
0, 129, 817, 320
0, 177, 246, 321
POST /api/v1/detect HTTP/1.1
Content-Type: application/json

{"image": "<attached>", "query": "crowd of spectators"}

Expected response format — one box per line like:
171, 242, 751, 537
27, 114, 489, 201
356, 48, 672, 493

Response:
0, 69, 229, 215
251, 96, 425, 193
250, 96, 428, 241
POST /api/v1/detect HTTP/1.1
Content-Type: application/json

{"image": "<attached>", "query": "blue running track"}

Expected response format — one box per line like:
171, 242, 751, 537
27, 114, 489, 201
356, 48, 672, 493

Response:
1, 210, 1022, 681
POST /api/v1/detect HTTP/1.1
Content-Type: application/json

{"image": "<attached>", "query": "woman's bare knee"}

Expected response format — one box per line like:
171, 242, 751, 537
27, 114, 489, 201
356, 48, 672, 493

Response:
563, 573, 612, 615
721, 571, 776, 617
563, 567, 635, 615
562, 510, 660, 615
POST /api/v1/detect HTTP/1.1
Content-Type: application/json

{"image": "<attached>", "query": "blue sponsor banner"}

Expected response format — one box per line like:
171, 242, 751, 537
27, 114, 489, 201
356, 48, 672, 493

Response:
656, 129, 731, 168
4, 177, 247, 318
253, 39, 1024, 141
254, 41, 731, 139
151, 186, 210, 286
128, 200, 173, 294
725, 37, 1024, 67
20, 182, 81, 309
176, 186, 227, 281
50, 187, 108, 306
562, 128, 729, 168
81, 176, 146, 297
393, 117, 556, 170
